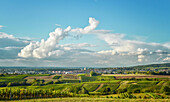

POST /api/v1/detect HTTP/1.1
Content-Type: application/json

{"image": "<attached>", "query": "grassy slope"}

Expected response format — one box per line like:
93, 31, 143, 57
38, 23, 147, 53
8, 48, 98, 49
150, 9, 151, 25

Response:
97, 84, 119, 92
0, 75, 28, 83
83, 83, 100, 92
0, 74, 50, 83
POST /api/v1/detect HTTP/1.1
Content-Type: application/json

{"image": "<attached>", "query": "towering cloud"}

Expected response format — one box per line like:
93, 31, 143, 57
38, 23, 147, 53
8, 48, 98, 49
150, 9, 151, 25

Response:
18, 26, 71, 58
18, 17, 99, 58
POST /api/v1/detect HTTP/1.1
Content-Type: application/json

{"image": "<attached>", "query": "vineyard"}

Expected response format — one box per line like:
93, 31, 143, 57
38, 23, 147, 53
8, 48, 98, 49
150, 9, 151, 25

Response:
0, 73, 169, 101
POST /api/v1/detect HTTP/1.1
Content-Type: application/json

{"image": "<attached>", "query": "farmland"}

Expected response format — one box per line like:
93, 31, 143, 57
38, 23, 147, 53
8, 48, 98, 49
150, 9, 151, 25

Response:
102, 74, 170, 79
0, 73, 170, 101
0, 63, 170, 101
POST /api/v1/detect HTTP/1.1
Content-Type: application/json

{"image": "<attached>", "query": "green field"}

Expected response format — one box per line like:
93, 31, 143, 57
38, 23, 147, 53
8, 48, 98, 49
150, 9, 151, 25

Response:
81, 76, 115, 82
0, 73, 170, 101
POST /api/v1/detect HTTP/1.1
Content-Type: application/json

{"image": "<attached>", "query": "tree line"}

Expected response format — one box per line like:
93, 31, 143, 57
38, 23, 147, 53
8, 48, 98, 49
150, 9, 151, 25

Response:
0, 88, 89, 100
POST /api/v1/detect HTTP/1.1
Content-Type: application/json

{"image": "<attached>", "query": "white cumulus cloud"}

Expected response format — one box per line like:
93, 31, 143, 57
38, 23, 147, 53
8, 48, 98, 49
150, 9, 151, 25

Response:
18, 26, 71, 58
18, 17, 99, 58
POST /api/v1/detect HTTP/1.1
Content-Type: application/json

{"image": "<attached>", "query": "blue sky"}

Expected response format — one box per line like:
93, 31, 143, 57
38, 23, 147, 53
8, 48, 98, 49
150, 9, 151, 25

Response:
0, 0, 170, 67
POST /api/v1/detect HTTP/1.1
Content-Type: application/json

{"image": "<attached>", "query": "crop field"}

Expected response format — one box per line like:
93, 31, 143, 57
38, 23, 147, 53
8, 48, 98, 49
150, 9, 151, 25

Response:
102, 74, 170, 79
25, 75, 57, 83
0, 74, 31, 87
83, 80, 121, 84
25, 74, 82, 83
25, 74, 56, 80
83, 83, 100, 92
0, 73, 170, 101
0, 74, 50, 83
127, 84, 153, 92
62, 74, 80, 80
0, 75, 27, 83
97, 84, 119, 92
136, 81, 159, 84
81, 76, 115, 82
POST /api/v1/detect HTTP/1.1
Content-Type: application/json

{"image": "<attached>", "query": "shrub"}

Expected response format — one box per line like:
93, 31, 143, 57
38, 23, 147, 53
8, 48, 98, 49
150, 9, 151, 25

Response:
90, 71, 97, 76
132, 88, 140, 93
53, 75, 61, 79
46, 81, 54, 85
142, 95, 147, 99
112, 90, 117, 94
117, 88, 127, 94
106, 96, 109, 98
54, 80, 62, 84
138, 96, 142, 99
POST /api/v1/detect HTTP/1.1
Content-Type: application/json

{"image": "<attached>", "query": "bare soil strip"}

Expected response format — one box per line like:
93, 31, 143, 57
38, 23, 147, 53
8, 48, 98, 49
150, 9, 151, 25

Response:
95, 84, 104, 92
25, 75, 56, 79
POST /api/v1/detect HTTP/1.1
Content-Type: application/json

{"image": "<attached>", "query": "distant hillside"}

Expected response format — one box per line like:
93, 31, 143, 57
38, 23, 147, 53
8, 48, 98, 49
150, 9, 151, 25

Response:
128, 63, 170, 69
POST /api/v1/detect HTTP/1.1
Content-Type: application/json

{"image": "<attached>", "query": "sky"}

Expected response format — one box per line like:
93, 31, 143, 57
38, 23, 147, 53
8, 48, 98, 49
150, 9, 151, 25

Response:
0, 0, 170, 67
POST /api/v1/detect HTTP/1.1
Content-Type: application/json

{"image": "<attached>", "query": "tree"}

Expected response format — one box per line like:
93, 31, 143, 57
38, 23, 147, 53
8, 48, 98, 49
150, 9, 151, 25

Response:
41, 79, 45, 83
90, 71, 97, 76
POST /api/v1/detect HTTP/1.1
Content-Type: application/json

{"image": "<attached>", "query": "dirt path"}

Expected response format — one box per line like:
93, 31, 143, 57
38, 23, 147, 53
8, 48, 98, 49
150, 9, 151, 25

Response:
95, 84, 104, 92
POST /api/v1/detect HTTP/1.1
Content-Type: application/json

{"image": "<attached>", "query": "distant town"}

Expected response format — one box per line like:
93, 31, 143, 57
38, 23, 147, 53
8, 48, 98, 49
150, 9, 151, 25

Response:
0, 63, 169, 75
